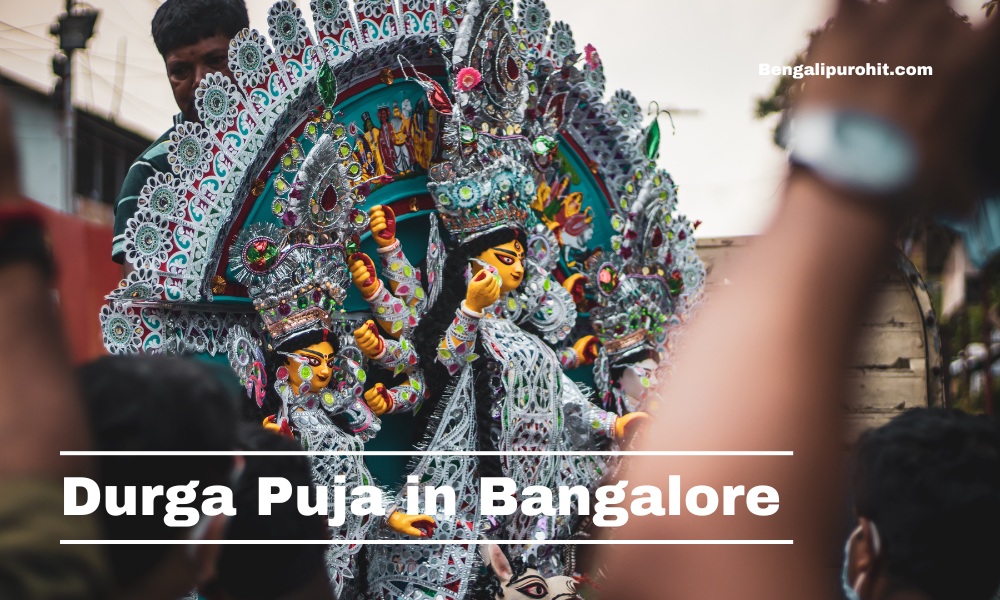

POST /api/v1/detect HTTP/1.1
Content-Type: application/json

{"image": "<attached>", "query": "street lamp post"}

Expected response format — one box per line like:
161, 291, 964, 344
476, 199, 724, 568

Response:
50, 1, 99, 213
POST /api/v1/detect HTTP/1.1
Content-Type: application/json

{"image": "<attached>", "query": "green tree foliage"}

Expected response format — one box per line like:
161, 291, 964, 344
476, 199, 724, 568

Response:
753, 25, 828, 147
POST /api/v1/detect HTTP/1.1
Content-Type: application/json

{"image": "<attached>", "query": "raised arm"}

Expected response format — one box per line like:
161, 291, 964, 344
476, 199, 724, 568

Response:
602, 1, 1000, 598
353, 320, 427, 416
435, 269, 501, 375
557, 335, 600, 371
348, 206, 429, 340
0, 92, 108, 598
369, 205, 428, 311
350, 252, 419, 338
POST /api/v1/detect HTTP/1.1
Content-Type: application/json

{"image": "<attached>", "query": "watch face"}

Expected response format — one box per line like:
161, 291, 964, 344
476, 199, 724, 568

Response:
838, 118, 900, 166
795, 110, 917, 194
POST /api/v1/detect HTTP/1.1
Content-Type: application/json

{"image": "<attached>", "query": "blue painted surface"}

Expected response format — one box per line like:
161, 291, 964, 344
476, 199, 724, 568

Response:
219, 80, 441, 309
195, 78, 629, 485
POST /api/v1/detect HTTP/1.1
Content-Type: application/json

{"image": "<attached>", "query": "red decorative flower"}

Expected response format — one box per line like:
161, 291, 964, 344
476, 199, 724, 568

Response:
454, 67, 482, 92
584, 44, 601, 68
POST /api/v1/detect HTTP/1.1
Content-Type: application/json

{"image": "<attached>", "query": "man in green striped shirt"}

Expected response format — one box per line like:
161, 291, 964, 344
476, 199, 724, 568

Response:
112, 0, 249, 267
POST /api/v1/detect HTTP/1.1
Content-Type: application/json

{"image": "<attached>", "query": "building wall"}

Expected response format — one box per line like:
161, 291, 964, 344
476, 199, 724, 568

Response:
3, 74, 151, 219
4, 82, 67, 211
697, 236, 943, 443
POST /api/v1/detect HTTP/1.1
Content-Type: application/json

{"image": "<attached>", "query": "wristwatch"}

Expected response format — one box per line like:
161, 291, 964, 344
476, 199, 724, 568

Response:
0, 206, 56, 281
782, 108, 918, 197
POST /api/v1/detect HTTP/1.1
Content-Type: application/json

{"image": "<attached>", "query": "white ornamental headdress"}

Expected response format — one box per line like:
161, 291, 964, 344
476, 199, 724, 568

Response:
101, 0, 449, 357
422, 0, 536, 244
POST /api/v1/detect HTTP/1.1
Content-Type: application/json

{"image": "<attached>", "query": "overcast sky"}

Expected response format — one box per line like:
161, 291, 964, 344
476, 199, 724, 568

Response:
1, 0, 986, 236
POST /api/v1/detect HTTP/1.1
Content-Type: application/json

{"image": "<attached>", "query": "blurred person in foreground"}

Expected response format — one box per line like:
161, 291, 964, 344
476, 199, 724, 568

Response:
200, 425, 337, 600
79, 355, 241, 600
601, 0, 1000, 598
112, 0, 249, 268
0, 92, 109, 597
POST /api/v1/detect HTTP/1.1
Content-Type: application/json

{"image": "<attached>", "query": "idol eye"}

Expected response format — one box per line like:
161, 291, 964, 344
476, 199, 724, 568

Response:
327, 359, 336, 368
494, 253, 514, 266
514, 582, 547, 599
309, 357, 321, 367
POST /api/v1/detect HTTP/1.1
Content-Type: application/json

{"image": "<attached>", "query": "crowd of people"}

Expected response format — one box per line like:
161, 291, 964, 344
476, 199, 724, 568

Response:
2, 0, 1000, 599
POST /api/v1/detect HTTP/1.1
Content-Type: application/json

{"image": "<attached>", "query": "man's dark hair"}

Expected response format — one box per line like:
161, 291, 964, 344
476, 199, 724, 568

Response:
79, 355, 240, 590
151, 0, 249, 57
203, 425, 330, 600
852, 408, 1000, 600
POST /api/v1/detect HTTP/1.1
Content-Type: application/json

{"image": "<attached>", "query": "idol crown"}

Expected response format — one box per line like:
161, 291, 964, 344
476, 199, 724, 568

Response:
587, 253, 672, 362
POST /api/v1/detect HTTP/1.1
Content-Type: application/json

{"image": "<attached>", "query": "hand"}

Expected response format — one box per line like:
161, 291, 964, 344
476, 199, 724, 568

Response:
262, 415, 294, 439
353, 319, 385, 359
349, 252, 380, 298
386, 511, 436, 538
369, 205, 397, 248
465, 268, 501, 313
800, 0, 1000, 211
562, 273, 587, 306
363, 383, 392, 416
614, 411, 649, 443
572, 335, 600, 366
262, 415, 280, 433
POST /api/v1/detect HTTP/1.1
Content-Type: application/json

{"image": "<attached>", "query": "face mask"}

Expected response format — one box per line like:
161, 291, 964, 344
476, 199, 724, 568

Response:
840, 521, 882, 600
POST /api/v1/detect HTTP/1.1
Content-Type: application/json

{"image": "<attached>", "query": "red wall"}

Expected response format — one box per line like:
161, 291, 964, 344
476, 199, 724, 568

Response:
35, 201, 121, 363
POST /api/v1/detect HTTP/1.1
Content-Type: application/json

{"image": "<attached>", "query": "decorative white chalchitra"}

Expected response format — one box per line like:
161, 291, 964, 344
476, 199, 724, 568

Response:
97, 0, 704, 595
517, 0, 706, 417
98, 0, 444, 592
99, 0, 446, 356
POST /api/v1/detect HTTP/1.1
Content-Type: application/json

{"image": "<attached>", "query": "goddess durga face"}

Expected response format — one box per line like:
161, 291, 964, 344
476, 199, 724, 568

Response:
474, 239, 526, 294
282, 340, 336, 394
621, 357, 659, 402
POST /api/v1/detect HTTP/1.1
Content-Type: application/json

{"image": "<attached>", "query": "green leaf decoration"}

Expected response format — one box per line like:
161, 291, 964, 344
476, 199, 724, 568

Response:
318, 62, 338, 107
644, 118, 661, 160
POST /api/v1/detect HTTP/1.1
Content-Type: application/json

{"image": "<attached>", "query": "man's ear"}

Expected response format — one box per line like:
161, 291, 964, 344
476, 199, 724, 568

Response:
850, 517, 881, 596
857, 517, 881, 564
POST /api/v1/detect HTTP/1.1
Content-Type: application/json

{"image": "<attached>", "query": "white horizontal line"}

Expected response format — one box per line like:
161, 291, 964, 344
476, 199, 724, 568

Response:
61, 539, 794, 545
60, 450, 794, 457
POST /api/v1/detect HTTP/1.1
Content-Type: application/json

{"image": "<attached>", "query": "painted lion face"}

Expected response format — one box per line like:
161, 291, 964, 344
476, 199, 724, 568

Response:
479, 544, 582, 600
